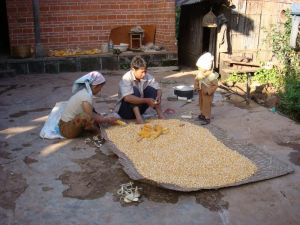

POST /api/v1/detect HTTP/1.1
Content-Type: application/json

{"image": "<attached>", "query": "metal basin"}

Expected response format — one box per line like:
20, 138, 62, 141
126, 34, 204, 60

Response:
173, 85, 194, 99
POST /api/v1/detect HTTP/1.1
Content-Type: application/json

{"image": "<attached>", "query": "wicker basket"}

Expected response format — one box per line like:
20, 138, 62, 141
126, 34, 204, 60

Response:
11, 46, 32, 58
202, 9, 217, 28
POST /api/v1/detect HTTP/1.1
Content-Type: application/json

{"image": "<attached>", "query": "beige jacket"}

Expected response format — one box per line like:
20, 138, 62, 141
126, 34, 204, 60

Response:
194, 70, 219, 95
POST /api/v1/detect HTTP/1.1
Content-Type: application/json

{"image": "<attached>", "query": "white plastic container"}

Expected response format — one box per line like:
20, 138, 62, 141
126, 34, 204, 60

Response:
114, 43, 128, 52
101, 43, 108, 53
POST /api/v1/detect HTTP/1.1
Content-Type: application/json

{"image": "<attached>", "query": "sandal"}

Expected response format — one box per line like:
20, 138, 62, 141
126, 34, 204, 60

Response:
198, 114, 205, 120
117, 182, 142, 203
200, 118, 210, 125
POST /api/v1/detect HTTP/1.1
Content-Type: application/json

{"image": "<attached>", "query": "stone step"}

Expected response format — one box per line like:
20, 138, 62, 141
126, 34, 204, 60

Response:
0, 69, 16, 76
1, 52, 178, 74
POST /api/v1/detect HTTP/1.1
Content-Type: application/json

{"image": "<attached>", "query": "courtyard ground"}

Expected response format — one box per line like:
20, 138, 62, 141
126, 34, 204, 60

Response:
0, 68, 299, 225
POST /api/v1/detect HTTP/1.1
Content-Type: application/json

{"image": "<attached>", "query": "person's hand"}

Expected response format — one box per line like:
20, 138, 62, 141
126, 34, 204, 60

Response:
154, 96, 161, 105
104, 117, 118, 125
196, 72, 205, 80
146, 98, 157, 108
94, 114, 103, 124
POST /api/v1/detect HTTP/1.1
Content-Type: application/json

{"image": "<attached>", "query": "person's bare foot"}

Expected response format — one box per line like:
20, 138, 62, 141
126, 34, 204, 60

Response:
157, 113, 166, 119
133, 106, 144, 124
155, 107, 166, 119
136, 118, 144, 124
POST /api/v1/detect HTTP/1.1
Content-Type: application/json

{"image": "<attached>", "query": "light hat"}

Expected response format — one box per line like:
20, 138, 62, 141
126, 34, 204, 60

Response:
90, 71, 106, 85
196, 52, 214, 70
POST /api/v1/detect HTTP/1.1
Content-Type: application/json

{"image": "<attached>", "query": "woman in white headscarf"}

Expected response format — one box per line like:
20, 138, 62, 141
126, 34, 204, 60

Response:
59, 71, 117, 138
194, 52, 219, 125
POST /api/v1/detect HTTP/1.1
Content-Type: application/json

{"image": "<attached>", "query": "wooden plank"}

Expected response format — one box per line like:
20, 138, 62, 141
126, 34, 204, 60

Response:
243, 34, 259, 50
246, 14, 261, 35
261, 1, 282, 16
231, 33, 243, 50
247, 1, 263, 14
222, 68, 259, 74
231, 0, 247, 14
223, 59, 260, 67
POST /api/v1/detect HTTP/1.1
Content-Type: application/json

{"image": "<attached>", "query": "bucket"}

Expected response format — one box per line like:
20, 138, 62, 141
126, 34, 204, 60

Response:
101, 43, 108, 53
11, 45, 32, 58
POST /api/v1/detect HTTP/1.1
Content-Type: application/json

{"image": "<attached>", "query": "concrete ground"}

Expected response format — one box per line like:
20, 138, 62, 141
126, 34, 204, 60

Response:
0, 68, 299, 225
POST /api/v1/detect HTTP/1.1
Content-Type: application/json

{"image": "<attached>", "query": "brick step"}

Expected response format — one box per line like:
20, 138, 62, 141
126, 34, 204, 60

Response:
0, 62, 8, 70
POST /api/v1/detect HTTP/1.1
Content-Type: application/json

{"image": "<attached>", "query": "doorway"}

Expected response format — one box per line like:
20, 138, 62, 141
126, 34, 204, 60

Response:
177, 1, 222, 68
0, 0, 10, 58
178, 2, 212, 68
202, 27, 211, 53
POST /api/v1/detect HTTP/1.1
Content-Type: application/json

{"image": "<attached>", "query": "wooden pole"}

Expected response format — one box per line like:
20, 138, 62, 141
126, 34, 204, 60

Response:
32, 0, 44, 57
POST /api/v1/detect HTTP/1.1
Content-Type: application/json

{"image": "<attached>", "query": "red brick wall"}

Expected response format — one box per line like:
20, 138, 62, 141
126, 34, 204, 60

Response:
6, 0, 177, 53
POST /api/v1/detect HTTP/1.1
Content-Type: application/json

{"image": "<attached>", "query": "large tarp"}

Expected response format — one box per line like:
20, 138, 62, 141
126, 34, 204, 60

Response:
101, 121, 294, 192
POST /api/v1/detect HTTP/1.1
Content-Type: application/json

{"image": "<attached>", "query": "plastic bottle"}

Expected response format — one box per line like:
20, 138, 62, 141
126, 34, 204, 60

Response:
109, 40, 114, 52
271, 107, 276, 113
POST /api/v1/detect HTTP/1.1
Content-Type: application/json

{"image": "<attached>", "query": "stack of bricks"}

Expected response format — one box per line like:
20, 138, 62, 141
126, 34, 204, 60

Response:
6, 0, 177, 54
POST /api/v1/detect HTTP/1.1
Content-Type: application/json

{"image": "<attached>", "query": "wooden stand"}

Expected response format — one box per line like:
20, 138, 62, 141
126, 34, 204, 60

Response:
129, 32, 143, 50
221, 59, 260, 105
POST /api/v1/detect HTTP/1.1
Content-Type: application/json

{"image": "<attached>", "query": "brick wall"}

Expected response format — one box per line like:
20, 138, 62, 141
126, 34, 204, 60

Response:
6, 0, 177, 53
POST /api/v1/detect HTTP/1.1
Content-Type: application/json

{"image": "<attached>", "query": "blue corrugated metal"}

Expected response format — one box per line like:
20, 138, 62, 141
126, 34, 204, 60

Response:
291, 3, 300, 15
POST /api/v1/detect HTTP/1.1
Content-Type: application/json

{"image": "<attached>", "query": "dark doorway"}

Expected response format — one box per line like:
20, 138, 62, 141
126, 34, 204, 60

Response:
0, 0, 10, 57
178, 2, 211, 68
177, 1, 223, 68
202, 27, 211, 53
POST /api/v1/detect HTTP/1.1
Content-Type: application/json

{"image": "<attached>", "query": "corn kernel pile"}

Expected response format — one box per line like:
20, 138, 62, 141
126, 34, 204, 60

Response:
105, 119, 257, 189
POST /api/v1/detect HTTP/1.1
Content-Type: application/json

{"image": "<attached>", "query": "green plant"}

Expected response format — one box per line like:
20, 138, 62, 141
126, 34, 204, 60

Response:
262, 9, 300, 121
252, 67, 283, 88
226, 10, 300, 121
278, 79, 300, 121
119, 63, 130, 70
226, 72, 247, 83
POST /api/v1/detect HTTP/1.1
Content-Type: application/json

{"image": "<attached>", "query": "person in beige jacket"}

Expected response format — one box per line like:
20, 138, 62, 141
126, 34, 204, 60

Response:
59, 71, 117, 138
194, 52, 219, 125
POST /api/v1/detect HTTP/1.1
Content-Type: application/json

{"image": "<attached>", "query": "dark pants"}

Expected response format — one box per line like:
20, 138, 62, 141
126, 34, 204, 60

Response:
118, 86, 157, 119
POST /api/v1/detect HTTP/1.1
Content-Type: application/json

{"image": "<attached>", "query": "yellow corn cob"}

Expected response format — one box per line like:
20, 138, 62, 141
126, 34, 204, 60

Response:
115, 119, 127, 126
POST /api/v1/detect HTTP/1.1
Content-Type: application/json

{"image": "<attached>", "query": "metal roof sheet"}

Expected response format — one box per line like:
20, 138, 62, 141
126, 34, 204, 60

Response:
291, 3, 300, 15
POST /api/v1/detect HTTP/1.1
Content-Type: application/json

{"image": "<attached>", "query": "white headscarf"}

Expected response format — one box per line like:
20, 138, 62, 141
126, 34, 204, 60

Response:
196, 52, 214, 70
72, 71, 106, 96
